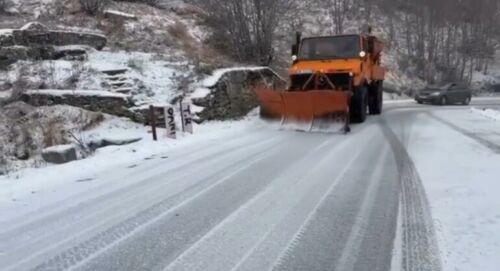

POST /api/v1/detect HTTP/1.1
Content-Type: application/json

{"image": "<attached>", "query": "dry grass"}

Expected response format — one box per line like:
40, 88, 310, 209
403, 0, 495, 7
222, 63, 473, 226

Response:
41, 119, 66, 148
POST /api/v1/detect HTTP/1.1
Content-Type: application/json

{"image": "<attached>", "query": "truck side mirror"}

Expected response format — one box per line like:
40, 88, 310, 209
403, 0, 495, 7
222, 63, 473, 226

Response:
291, 44, 298, 56
367, 37, 375, 54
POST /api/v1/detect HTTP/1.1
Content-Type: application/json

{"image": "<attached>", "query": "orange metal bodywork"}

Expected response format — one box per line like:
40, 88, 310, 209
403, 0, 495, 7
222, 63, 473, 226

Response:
255, 88, 349, 121
254, 34, 385, 132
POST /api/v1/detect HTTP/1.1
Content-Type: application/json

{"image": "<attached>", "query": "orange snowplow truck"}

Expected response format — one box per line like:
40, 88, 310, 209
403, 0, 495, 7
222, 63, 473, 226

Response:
255, 31, 385, 133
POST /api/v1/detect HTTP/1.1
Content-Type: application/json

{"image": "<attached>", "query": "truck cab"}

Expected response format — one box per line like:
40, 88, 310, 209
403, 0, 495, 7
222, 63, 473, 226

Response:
289, 33, 386, 121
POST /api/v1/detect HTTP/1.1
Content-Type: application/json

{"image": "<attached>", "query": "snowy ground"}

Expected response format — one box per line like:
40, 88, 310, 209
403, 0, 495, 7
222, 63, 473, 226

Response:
406, 106, 500, 271
1, 100, 500, 270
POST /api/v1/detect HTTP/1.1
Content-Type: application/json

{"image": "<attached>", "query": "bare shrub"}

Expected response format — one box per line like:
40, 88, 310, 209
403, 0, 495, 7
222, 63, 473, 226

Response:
0, 0, 12, 13
79, 0, 108, 16
41, 119, 66, 147
193, 0, 297, 64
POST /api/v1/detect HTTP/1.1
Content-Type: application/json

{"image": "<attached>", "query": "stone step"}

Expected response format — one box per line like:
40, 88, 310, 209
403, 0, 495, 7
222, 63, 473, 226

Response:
101, 68, 128, 76
114, 87, 133, 94
109, 81, 134, 88
104, 75, 128, 82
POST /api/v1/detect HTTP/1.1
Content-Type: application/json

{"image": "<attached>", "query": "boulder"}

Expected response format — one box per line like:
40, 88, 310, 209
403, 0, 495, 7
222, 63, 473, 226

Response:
42, 144, 77, 164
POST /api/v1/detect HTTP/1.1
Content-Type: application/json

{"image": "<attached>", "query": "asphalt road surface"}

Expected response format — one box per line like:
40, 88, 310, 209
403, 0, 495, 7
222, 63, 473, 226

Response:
2, 99, 499, 271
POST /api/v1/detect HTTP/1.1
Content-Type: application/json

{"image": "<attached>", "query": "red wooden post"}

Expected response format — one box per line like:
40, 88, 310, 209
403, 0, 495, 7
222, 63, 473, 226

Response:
149, 105, 158, 141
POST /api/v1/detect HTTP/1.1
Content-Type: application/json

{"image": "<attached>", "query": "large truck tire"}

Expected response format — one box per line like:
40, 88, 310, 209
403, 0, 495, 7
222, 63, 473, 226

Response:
369, 81, 383, 115
350, 85, 368, 123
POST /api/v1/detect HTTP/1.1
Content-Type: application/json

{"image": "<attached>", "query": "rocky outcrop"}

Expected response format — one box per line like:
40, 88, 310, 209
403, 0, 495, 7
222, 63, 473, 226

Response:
0, 22, 106, 66
0, 22, 106, 49
192, 68, 287, 122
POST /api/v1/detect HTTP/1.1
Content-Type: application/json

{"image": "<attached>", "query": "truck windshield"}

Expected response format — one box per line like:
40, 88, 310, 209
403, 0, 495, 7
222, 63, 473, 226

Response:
298, 36, 360, 60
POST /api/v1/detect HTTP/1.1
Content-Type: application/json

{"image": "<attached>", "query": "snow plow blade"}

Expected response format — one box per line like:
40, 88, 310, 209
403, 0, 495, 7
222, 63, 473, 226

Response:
254, 88, 351, 133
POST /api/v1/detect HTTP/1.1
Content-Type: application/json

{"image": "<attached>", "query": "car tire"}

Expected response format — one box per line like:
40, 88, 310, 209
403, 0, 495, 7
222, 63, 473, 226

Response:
440, 96, 448, 106
417, 100, 423, 104
462, 96, 471, 105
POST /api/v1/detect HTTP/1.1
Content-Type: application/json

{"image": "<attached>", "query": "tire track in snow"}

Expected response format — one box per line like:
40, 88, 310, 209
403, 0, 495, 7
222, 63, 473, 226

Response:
161, 126, 372, 271
1, 126, 273, 234
6, 136, 287, 271
270, 142, 369, 271
1, 132, 281, 267
72, 134, 338, 271
380, 119, 442, 271
334, 144, 390, 271
162, 134, 341, 271
426, 112, 500, 154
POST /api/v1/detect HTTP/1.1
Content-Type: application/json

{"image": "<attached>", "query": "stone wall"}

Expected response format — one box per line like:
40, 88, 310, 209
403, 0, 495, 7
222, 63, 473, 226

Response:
0, 22, 106, 67
0, 23, 106, 49
21, 92, 140, 120
192, 68, 287, 122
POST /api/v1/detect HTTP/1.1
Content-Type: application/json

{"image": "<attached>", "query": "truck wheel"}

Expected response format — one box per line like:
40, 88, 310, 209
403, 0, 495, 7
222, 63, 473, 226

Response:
369, 81, 383, 115
350, 86, 368, 123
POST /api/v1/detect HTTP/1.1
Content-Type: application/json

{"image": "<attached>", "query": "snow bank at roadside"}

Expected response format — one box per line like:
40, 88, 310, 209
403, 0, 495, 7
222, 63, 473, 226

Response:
0, 113, 263, 221
470, 107, 500, 121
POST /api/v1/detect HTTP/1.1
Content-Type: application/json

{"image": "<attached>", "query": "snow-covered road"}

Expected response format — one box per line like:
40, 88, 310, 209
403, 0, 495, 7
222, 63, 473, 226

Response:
1, 99, 500, 271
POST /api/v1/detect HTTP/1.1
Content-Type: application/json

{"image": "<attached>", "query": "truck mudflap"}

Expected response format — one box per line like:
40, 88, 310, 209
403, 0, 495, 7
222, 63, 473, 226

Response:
254, 87, 351, 133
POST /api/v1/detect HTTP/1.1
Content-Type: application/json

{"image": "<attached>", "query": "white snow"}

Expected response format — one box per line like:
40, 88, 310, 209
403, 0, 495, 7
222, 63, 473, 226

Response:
202, 67, 270, 88
86, 50, 191, 104
0, 90, 11, 99
26, 89, 129, 99
0, 114, 263, 222
407, 109, 500, 271
42, 144, 75, 154
0, 29, 14, 36
19, 22, 46, 31
190, 87, 211, 99
104, 9, 137, 19
471, 107, 500, 121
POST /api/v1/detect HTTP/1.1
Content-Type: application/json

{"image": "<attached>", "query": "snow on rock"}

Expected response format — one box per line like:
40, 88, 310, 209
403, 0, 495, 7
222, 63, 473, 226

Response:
201, 67, 270, 88
470, 107, 500, 121
25, 89, 129, 99
0, 29, 14, 36
104, 9, 137, 20
19, 22, 49, 31
190, 87, 211, 99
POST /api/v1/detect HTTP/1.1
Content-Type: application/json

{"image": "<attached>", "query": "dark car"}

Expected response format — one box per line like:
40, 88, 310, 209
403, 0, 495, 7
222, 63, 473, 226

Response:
415, 83, 472, 105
